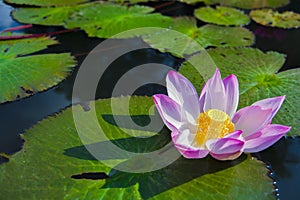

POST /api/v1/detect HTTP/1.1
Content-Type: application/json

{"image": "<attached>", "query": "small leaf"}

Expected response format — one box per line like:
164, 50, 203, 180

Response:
12, 2, 172, 38
0, 96, 274, 199
142, 17, 254, 58
250, 9, 300, 29
0, 36, 76, 103
198, 24, 254, 47
179, 47, 299, 137
194, 6, 250, 26
203, 0, 290, 9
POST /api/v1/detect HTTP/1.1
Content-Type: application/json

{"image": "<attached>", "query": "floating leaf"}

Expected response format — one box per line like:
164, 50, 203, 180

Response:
12, 2, 172, 38
203, 0, 290, 9
194, 6, 250, 26
12, 5, 81, 26
179, 47, 299, 137
64, 4, 172, 38
250, 9, 300, 29
142, 18, 254, 58
0, 37, 75, 104
4, 0, 88, 6
0, 96, 274, 199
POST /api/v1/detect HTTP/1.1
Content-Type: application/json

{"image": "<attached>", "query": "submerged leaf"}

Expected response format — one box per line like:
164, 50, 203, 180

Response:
12, 2, 172, 38
179, 47, 299, 137
142, 17, 254, 58
194, 6, 250, 26
0, 96, 274, 199
203, 0, 290, 9
250, 9, 300, 29
0, 36, 76, 104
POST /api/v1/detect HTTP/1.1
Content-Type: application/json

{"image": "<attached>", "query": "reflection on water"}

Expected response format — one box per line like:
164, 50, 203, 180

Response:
0, 89, 72, 154
254, 138, 300, 199
0, 1, 19, 31
0, 0, 300, 199
249, 22, 300, 72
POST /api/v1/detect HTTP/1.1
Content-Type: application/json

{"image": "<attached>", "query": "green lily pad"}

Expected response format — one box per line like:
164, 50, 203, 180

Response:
203, 0, 290, 9
250, 9, 300, 29
12, 2, 172, 38
194, 6, 250, 26
4, 0, 148, 6
0, 96, 274, 199
64, 3, 172, 38
179, 47, 299, 137
142, 17, 254, 58
11, 4, 83, 26
4, 0, 88, 6
0, 36, 76, 104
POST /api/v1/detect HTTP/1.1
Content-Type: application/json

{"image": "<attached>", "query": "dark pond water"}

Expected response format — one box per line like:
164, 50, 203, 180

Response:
0, 0, 300, 199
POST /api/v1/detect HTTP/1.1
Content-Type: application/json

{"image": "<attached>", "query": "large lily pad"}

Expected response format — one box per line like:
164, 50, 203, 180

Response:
64, 3, 172, 38
12, 6, 78, 26
194, 6, 250, 26
142, 17, 254, 58
12, 2, 172, 38
0, 96, 274, 199
0, 36, 76, 104
179, 47, 299, 137
250, 9, 300, 29
203, 0, 290, 9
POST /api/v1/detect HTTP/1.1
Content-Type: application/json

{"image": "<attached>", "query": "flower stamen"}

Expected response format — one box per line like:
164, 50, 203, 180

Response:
194, 109, 234, 146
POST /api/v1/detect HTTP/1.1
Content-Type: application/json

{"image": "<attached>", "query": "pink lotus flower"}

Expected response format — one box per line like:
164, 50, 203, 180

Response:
153, 69, 291, 160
